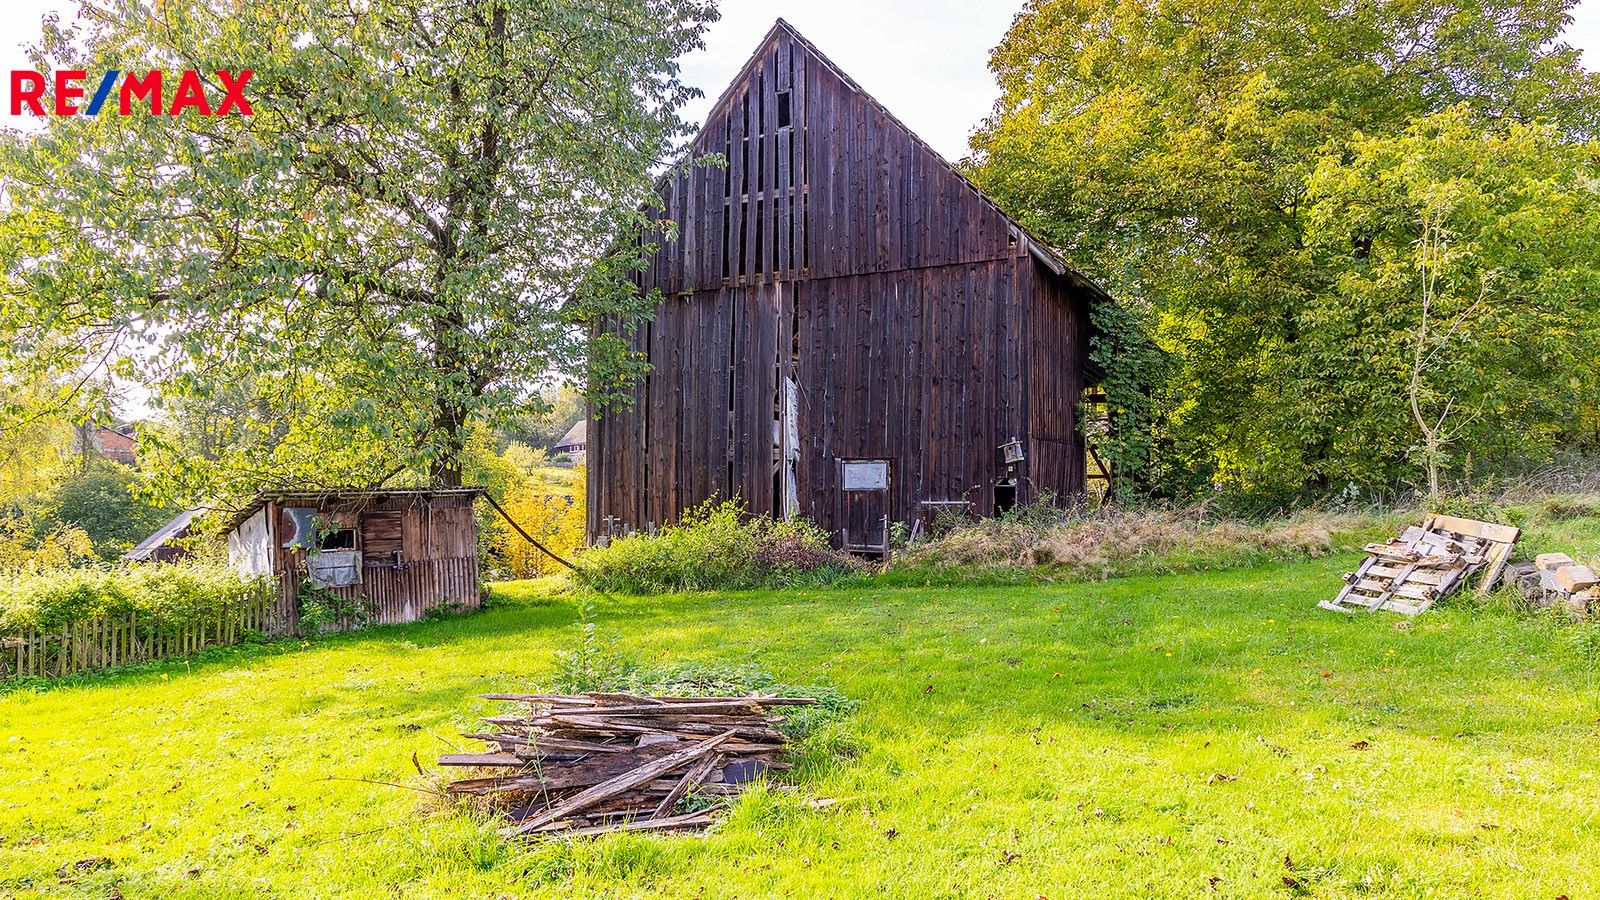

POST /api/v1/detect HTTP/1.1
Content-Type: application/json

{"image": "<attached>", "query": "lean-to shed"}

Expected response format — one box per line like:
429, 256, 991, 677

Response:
223, 488, 482, 634
588, 20, 1111, 552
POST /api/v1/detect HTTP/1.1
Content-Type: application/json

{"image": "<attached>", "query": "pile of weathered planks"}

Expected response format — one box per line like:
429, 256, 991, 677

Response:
1321, 514, 1520, 616
440, 692, 815, 838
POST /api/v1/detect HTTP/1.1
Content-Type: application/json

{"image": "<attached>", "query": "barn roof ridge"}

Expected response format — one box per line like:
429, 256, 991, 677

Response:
686, 18, 1111, 302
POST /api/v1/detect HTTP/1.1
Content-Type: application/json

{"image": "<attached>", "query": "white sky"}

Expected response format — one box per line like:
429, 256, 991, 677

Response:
5, 0, 1600, 161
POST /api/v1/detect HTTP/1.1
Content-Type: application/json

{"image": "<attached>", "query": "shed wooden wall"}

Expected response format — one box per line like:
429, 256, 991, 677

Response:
256, 494, 480, 636
589, 22, 1096, 544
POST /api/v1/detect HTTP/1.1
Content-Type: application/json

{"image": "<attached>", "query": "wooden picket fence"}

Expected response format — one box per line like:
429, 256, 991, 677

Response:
0, 598, 277, 681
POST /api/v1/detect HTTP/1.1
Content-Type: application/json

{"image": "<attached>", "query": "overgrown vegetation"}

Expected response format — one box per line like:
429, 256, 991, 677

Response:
294, 582, 372, 636
0, 455, 175, 568
888, 500, 1361, 583
577, 500, 858, 593
0, 562, 272, 636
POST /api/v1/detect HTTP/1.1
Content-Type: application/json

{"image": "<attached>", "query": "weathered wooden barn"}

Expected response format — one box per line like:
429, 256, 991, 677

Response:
224, 488, 482, 634
588, 20, 1110, 552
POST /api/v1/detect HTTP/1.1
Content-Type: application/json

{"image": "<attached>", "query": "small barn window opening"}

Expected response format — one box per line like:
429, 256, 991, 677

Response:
319, 527, 356, 551
777, 90, 791, 128
994, 479, 1017, 517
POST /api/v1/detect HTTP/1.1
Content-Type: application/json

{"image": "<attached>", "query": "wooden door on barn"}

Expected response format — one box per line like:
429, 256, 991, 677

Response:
837, 459, 890, 554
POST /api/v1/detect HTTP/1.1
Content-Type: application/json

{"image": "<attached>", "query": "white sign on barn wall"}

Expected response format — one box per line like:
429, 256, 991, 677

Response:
841, 460, 889, 491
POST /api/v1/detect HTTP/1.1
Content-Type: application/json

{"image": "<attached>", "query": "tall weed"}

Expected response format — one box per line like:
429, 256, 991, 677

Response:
578, 500, 858, 593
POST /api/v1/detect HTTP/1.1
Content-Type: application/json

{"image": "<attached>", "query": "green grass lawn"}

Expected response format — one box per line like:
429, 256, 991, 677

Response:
3, 553, 1600, 898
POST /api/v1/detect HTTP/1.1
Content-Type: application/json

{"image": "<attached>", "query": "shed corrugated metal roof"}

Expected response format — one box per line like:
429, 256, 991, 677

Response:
123, 506, 206, 561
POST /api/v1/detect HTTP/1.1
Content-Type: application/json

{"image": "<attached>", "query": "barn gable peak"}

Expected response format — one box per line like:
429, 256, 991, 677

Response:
670, 19, 1108, 300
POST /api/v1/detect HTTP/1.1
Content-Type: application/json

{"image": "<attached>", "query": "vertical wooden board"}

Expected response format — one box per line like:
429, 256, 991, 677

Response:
749, 284, 777, 514
731, 287, 753, 508
727, 86, 747, 284
744, 79, 760, 284
762, 49, 779, 277
668, 298, 687, 519
819, 69, 840, 278
700, 294, 719, 506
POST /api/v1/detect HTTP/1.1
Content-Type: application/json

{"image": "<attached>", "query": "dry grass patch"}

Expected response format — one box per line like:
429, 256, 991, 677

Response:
889, 505, 1388, 582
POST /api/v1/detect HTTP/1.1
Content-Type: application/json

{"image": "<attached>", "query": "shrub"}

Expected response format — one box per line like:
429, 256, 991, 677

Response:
577, 500, 858, 593
0, 562, 273, 637
0, 519, 95, 571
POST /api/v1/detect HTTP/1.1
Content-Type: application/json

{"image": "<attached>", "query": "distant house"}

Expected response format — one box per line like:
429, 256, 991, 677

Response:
222, 488, 483, 635
123, 506, 206, 563
554, 420, 586, 462
74, 424, 138, 466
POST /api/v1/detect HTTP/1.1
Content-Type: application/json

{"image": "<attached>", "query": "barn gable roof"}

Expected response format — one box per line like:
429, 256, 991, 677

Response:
681, 18, 1110, 303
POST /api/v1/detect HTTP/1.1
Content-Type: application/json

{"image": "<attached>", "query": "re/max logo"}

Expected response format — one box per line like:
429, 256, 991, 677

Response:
9, 70, 253, 116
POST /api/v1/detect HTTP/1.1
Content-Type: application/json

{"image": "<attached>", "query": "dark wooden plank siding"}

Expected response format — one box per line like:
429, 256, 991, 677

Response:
587, 21, 1096, 543
1025, 259, 1092, 502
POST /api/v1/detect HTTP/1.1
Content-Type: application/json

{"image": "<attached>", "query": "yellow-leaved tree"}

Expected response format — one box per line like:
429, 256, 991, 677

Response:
491, 465, 586, 579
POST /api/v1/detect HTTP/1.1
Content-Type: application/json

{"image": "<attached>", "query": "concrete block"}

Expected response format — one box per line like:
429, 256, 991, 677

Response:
1554, 564, 1598, 593
1535, 552, 1576, 572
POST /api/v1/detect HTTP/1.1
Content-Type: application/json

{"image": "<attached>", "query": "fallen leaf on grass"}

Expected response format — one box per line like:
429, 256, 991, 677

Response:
1206, 773, 1237, 785
56, 858, 112, 881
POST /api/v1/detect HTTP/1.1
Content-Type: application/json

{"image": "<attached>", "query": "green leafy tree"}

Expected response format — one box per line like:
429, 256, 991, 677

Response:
42, 461, 177, 560
971, 0, 1600, 501
501, 384, 585, 453
1299, 109, 1600, 495
0, 0, 714, 507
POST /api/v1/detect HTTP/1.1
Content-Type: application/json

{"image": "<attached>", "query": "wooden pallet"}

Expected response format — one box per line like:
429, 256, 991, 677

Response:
1320, 514, 1520, 616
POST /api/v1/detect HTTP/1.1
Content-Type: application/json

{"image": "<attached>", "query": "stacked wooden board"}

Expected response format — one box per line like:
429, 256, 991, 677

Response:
1321, 514, 1520, 616
441, 692, 815, 838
